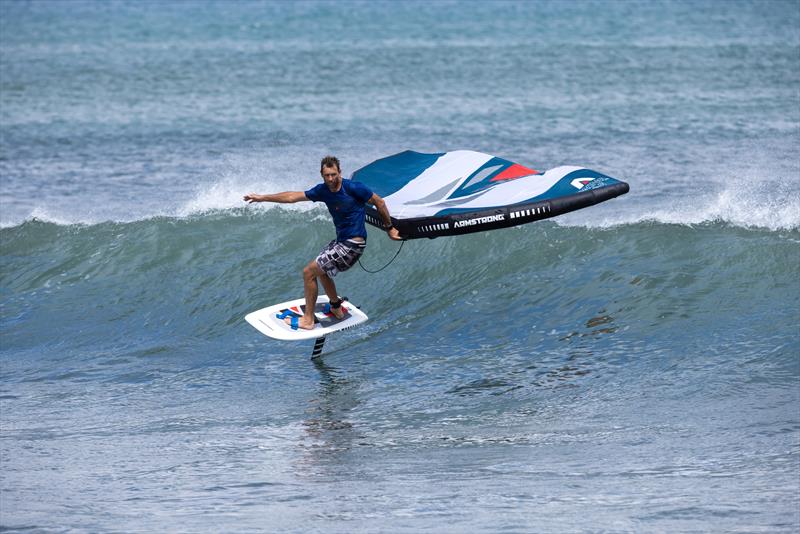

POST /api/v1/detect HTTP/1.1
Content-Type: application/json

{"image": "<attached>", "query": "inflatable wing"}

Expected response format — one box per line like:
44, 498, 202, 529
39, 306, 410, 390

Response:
353, 150, 629, 239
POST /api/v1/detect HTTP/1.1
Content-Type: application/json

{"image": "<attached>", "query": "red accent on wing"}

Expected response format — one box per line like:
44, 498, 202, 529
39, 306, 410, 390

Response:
490, 163, 538, 182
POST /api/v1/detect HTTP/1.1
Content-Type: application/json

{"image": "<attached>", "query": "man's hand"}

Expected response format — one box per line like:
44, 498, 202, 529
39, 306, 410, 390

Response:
387, 227, 403, 241
243, 193, 263, 203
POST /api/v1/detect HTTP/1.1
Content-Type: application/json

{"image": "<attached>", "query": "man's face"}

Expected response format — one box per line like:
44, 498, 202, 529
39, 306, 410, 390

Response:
321, 165, 342, 191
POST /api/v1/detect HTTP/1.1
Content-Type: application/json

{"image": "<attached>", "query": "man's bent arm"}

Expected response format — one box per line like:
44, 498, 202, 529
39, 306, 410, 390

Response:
368, 193, 393, 227
244, 191, 308, 204
368, 193, 403, 241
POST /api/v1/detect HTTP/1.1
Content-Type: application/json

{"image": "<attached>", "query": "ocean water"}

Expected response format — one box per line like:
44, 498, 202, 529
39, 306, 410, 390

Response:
1, 1, 799, 532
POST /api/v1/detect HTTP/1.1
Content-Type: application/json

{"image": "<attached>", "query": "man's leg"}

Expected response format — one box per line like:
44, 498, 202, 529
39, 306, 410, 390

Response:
285, 260, 323, 330
318, 271, 344, 319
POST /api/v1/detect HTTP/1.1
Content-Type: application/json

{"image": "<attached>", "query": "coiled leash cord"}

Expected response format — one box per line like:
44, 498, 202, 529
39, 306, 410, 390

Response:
358, 239, 405, 273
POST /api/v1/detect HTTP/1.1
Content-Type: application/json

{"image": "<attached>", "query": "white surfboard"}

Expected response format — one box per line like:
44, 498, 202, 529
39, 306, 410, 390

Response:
245, 295, 368, 341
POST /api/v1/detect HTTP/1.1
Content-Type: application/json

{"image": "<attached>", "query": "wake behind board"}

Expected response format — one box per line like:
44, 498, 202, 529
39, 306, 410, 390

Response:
245, 295, 368, 341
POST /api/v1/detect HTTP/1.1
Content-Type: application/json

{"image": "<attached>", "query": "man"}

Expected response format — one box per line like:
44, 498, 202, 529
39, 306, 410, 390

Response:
244, 156, 402, 331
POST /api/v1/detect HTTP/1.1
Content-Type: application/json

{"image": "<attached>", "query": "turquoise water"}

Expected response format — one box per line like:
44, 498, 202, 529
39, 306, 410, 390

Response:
1, 1, 799, 532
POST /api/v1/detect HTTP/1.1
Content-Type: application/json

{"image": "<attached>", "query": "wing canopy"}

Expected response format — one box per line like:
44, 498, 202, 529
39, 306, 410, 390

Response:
352, 150, 629, 239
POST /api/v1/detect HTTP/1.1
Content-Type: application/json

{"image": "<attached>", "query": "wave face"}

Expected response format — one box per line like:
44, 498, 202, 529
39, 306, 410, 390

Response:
2, 0, 799, 531
3, 212, 798, 354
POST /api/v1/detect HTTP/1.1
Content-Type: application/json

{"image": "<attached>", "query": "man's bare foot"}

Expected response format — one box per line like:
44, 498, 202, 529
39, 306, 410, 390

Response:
285, 315, 315, 330
329, 299, 345, 319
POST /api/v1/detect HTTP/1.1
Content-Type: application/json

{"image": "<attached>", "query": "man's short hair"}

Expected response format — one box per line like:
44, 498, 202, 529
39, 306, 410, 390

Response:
320, 155, 341, 173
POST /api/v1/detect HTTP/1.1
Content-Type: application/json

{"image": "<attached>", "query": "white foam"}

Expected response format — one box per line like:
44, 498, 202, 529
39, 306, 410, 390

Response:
560, 167, 800, 232
0, 152, 332, 228
690, 187, 799, 231
5, 148, 798, 234
176, 152, 324, 217
176, 178, 319, 217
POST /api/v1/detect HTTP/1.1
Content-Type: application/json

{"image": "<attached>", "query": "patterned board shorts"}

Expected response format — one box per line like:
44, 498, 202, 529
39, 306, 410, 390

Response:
315, 239, 366, 277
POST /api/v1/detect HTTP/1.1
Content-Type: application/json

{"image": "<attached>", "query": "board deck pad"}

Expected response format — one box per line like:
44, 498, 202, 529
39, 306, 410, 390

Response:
245, 295, 368, 341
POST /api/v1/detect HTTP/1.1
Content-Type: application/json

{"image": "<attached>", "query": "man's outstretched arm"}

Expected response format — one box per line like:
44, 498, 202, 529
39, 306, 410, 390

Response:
244, 191, 308, 204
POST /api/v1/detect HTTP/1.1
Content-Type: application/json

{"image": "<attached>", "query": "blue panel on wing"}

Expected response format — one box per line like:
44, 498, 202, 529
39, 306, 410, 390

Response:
351, 150, 445, 197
